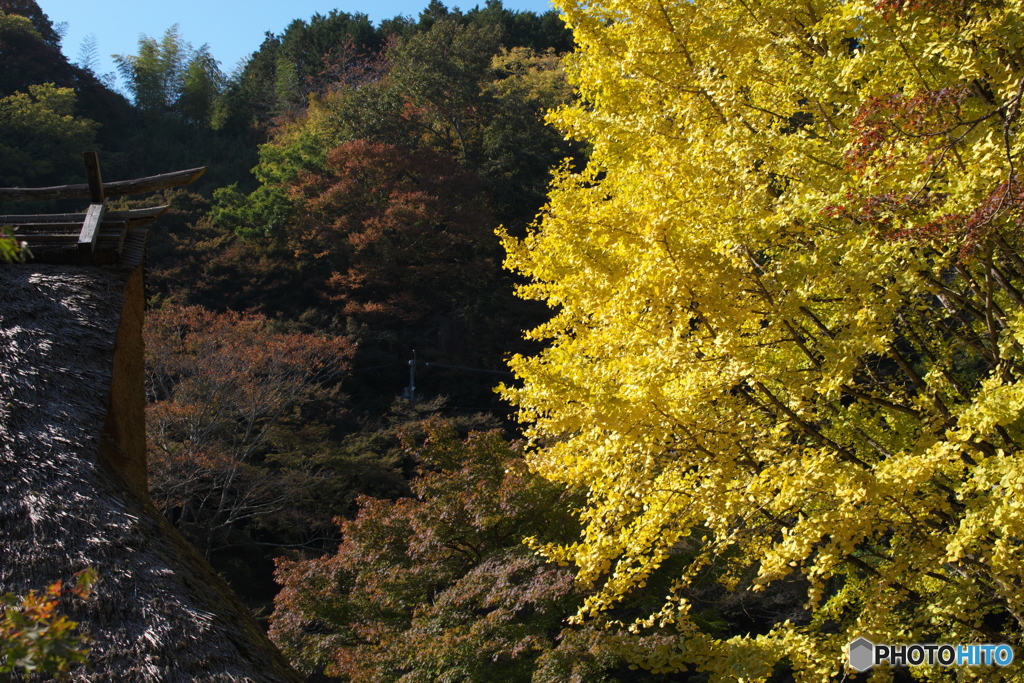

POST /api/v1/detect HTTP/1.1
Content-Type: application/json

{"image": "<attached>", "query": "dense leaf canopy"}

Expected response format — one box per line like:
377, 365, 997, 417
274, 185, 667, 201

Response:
0, 84, 98, 186
502, 0, 1024, 678
270, 423, 616, 682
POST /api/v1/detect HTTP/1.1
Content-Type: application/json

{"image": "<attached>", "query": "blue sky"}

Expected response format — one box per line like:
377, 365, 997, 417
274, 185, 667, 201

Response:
37, 0, 558, 90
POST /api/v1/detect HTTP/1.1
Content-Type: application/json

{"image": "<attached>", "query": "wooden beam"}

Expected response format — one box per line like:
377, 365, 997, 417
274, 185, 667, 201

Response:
78, 201, 107, 257
0, 205, 169, 226
0, 167, 206, 202
15, 234, 81, 242
107, 206, 169, 222
6, 222, 90, 232
103, 167, 206, 198
0, 211, 88, 224
18, 227, 130, 242
83, 151, 104, 202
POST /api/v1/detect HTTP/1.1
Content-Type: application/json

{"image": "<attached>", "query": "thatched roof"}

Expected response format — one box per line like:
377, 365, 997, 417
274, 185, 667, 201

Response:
0, 263, 302, 682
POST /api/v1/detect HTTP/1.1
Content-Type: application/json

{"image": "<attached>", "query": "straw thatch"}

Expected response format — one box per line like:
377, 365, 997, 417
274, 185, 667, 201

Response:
0, 262, 302, 682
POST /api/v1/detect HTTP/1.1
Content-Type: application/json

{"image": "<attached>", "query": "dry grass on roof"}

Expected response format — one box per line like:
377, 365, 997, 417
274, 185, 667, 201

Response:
0, 264, 301, 682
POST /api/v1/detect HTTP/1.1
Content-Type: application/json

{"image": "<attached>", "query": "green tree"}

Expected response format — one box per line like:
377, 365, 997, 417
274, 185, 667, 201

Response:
500, 0, 1024, 678
0, 0, 61, 47
0, 1, 131, 178
0, 9, 56, 96
114, 25, 224, 124
114, 25, 183, 113
464, 0, 574, 54
380, 21, 578, 224
178, 45, 224, 125
483, 46, 579, 225
75, 33, 98, 73
0, 83, 98, 186
390, 18, 501, 163
218, 11, 383, 129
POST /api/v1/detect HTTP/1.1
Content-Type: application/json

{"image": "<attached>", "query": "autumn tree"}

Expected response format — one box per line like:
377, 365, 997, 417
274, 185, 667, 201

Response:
214, 16, 577, 233
0, 570, 94, 678
144, 304, 354, 556
288, 140, 498, 325
208, 134, 522, 389
0, 227, 26, 263
501, 0, 1024, 678
270, 422, 624, 682
203, 22, 577, 389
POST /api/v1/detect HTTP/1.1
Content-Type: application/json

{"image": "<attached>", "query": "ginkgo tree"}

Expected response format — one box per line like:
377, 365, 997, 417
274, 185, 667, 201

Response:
501, 0, 1024, 678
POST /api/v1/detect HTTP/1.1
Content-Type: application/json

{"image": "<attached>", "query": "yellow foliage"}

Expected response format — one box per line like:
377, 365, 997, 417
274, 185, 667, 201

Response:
488, 47, 573, 111
501, 0, 1024, 678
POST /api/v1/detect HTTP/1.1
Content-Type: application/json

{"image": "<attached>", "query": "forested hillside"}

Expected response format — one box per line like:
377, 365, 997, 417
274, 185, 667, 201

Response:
2, 0, 630, 678
6, 0, 1024, 679
3, 0, 556, 610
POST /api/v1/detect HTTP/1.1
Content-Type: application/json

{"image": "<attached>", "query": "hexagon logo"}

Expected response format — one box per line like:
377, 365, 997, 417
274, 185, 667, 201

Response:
849, 637, 875, 672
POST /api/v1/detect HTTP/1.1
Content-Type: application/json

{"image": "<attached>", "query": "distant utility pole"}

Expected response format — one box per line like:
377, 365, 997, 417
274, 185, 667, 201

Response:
402, 350, 417, 402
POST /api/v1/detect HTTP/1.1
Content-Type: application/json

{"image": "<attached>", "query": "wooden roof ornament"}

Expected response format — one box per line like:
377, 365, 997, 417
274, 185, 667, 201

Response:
0, 155, 302, 682
0, 152, 206, 266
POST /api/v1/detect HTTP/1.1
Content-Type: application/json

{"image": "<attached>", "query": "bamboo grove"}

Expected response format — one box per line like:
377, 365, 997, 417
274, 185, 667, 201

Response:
500, 0, 1024, 678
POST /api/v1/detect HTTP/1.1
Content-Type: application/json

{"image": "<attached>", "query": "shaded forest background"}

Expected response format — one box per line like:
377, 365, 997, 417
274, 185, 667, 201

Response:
0, 1, 801, 680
